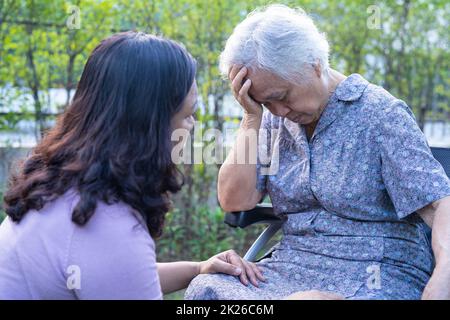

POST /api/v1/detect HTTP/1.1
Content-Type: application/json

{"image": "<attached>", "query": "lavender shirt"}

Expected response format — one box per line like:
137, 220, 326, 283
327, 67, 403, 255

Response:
0, 189, 162, 299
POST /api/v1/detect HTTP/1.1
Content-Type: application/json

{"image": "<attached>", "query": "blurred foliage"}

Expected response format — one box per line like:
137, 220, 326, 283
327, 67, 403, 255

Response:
157, 205, 266, 261
0, 0, 449, 262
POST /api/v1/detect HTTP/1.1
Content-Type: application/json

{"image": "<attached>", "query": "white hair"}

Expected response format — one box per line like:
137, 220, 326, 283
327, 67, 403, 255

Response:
219, 4, 330, 84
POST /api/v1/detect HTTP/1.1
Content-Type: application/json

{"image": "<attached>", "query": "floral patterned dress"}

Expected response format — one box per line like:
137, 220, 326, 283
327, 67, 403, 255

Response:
185, 74, 450, 300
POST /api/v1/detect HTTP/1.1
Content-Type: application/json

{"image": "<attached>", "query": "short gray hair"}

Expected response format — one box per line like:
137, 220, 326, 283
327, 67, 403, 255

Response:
219, 4, 330, 83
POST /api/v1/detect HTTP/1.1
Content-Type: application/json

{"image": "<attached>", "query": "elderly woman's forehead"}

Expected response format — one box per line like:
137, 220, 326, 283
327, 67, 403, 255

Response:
247, 68, 289, 96
247, 67, 279, 81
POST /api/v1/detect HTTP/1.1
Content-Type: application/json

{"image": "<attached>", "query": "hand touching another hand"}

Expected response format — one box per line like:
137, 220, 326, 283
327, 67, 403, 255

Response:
199, 249, 266, 287
197, 251, 345, 298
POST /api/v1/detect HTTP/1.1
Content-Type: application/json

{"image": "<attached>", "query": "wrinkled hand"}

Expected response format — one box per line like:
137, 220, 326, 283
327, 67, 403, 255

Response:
228, 65, 263, 118
199, 249, 266, 287
284, 290, 345, 300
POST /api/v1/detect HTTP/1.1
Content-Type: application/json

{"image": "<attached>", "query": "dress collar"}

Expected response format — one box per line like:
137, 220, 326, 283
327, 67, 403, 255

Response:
335, 73, 369, 102
283, 74, 369, 144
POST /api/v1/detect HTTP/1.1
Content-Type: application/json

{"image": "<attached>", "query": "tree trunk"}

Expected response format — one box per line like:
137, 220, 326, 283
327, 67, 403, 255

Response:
25, 25, 44, 140
65, 54, 76, 108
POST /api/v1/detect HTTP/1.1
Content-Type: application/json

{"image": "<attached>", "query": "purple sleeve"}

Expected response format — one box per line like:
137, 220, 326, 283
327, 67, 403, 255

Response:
67, 202, 162, 300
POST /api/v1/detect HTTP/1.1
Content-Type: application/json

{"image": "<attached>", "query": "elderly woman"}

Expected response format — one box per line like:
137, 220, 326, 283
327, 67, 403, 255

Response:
185, 5, 450, 300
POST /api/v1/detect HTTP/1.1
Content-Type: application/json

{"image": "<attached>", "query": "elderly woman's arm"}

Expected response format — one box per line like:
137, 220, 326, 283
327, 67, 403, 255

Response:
218, 66, 265, 212
218, 114, 264, 211
418, 195, 450, 299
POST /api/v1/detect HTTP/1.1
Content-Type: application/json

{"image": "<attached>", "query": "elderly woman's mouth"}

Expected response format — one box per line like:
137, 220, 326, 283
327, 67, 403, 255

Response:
291, 114, 308, 123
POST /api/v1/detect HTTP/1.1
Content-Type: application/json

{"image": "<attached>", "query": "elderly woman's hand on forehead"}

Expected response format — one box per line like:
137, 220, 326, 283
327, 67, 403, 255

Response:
228, 65, 263, 118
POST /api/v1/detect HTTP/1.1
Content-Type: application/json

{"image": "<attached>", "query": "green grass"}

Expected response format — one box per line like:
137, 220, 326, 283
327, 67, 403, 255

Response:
164, 289, 185, 300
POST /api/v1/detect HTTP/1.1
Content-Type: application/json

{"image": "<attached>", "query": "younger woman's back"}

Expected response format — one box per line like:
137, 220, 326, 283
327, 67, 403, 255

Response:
0, 189, 161, 300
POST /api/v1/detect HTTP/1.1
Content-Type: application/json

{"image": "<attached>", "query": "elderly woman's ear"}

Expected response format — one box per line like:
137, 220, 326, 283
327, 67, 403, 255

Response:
313, 62, 323, 78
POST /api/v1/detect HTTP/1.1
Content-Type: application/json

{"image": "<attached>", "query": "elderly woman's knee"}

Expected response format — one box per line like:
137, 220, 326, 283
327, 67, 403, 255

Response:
184, 274, 223, 300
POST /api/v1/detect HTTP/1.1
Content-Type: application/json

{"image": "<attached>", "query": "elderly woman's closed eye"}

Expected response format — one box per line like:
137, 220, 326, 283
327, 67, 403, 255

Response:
185, 4, 450, 300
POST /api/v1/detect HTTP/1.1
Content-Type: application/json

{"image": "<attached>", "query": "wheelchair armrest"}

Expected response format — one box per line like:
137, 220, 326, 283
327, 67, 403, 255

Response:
224, 203, 282, 228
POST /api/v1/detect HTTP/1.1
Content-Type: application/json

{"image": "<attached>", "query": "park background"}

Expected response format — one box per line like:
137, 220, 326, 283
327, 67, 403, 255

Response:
0, 0, 449, 298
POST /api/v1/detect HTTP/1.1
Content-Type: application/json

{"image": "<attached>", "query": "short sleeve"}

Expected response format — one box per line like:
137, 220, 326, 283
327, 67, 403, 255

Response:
377, 100, 450, 219
256, 111, 273, 194
68, 203, 162, 300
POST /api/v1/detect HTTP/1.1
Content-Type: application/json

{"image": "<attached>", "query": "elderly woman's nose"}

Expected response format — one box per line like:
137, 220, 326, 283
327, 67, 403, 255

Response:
271, 103, 291, 117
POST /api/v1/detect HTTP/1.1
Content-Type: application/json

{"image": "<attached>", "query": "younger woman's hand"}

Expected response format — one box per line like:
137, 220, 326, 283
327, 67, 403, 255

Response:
199, 249, 266, 287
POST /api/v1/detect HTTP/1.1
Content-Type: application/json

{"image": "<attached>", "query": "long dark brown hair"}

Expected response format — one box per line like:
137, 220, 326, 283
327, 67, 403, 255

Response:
3, 31, 197, 237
